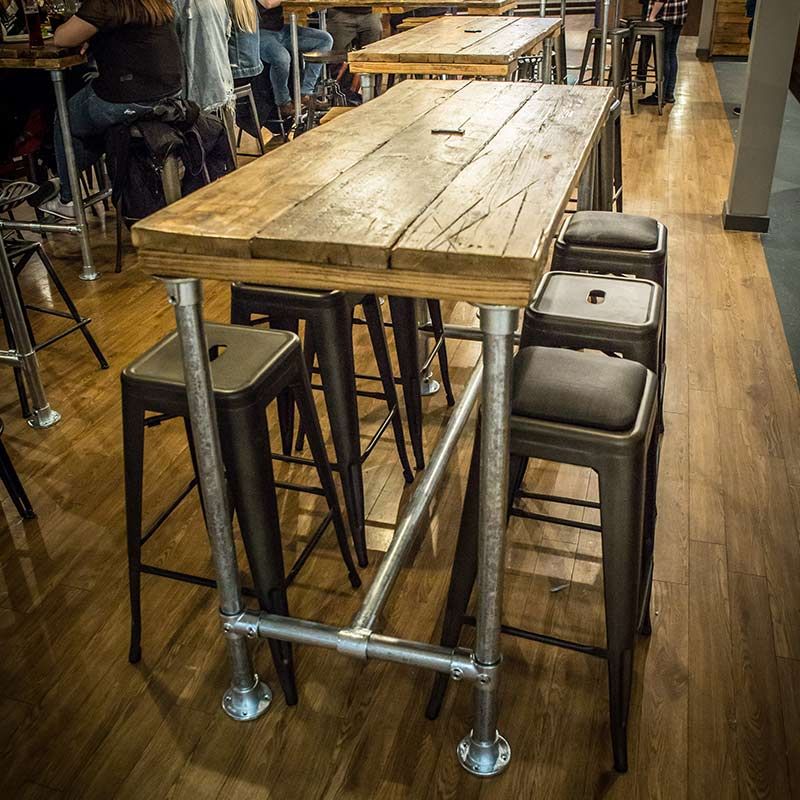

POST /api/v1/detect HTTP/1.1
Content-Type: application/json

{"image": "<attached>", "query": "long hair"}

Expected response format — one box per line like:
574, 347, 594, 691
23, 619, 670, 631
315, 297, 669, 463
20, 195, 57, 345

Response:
114, 0, 174, 25
229, 0, 257, 31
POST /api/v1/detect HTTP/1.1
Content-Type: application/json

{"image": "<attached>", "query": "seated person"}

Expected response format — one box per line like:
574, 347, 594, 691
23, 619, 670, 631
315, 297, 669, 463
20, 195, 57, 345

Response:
39, 0, 183, 219
326, 7, 382, 54
256, 0, 333, 117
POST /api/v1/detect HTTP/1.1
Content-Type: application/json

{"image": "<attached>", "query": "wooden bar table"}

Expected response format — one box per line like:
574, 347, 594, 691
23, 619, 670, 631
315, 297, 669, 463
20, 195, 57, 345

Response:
134, 80, 614, 777
0, 42, 101, 281
281, 0, 519, 127
348, 15, 563, 90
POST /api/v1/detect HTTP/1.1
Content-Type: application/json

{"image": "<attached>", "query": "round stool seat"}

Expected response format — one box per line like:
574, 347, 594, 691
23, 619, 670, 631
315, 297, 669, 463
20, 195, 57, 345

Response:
303, 50, 347, 64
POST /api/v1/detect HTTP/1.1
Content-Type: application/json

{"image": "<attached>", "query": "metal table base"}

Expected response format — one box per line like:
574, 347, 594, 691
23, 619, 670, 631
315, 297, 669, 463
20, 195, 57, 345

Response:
164, 277, 518, 777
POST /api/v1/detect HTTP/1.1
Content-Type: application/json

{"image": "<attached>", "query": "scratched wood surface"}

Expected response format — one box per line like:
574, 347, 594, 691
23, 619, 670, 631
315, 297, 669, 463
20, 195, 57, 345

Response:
134, 81, 613, 305
0, 42, 83, 70
348, 15, 560, 65
1, 33, 799, 800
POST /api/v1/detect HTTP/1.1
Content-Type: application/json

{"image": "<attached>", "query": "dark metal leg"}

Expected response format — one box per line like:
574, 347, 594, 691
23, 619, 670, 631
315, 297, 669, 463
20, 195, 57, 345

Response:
362, 295, 414, 483
219, 405, 298, 706
0, 436, 35, 519
388, 296, 425, 471
428, 300, 455, 407
290, 357, 361, 588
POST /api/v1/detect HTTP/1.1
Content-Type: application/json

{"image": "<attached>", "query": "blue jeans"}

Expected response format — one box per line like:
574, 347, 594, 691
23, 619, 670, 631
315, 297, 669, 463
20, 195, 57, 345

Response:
663, 22, 682, 99
55, 83, 160, 202
259, 25, 333, 106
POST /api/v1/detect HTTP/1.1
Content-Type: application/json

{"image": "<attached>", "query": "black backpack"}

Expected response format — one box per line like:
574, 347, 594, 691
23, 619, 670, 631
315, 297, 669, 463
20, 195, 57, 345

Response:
105, 98, 235, 227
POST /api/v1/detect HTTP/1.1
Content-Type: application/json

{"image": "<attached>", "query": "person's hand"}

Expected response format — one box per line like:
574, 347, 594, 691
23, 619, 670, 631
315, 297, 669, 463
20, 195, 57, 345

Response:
79, 42, 89, 54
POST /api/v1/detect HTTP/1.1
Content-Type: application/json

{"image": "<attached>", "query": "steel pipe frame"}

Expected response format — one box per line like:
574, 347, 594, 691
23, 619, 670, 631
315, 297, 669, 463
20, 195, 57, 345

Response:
0, 233, 61, 428
51, 71, 99, 281
165, 277, 519, 776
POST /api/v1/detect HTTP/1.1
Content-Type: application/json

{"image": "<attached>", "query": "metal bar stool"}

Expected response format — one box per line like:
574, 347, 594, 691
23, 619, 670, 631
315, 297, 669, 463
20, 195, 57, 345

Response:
626, 19, 664, 113
578, 26, 633, 106
233, 83, 266, 158
122, 323, 360, 705
551, 211, 668, 421
0, 418, 35, 520
230, 286, 416, 567
427, 345, 659, 773
0, 182, 108, 419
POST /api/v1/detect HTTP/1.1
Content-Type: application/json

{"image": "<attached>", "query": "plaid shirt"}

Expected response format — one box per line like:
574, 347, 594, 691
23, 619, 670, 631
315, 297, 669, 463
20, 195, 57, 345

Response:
658, 0, 689, 25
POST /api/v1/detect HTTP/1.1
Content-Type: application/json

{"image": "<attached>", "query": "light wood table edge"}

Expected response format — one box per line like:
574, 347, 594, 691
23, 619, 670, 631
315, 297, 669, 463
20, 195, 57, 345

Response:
348, 60, 513, 76
136, 250, 534, 306
0, 54, 85, 70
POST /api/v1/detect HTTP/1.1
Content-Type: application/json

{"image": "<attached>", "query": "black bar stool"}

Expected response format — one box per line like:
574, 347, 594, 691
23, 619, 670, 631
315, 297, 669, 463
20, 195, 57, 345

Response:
122, 323, 360, 705
578, 27, 634, 111
0, 418, 35, 520
551, 211, 668, 422
230, 286, 452, 565
427, 346, 659, 773
233, 83, 266, 157
626, 19, 665, 113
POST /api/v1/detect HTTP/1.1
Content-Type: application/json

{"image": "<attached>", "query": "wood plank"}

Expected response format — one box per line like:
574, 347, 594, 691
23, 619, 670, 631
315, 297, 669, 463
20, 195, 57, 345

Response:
730, 572, 792, 799
132, 80, 467, 258
348, 60, 512, 76
393, 85, 613, 277
776, 657, 800, 798
688, 390, 726, 545
251, 81, 539, 269
688, 542, 738, 800
634, 580, 689, 800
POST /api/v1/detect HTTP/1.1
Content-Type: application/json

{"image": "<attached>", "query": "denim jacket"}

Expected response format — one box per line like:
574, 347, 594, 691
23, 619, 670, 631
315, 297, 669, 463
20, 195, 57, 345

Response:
228, 1, 263, 79
171, 0, 236, 112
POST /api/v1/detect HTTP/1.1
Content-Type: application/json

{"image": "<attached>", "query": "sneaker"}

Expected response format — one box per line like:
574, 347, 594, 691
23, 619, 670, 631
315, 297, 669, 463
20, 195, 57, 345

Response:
733, 105, 741, 116
39, 195, 75, 220
638, 94, 660, 106
665, 96, 676, 104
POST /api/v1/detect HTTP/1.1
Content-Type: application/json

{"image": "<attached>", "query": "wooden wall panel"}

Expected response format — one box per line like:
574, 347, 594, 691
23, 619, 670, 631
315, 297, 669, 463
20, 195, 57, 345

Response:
710, 0, 750, 57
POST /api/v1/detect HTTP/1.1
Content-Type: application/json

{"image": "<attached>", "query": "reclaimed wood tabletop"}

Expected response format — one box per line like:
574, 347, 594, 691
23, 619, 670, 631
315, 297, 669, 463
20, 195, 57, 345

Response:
0, 41, 84, 70
134, 80, 614, 307
283, 0, 519, 16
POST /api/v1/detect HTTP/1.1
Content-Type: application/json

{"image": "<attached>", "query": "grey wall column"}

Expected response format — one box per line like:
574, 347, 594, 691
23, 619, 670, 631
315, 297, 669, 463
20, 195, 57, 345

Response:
723, 0, 800, 233
695, 0, 715, 60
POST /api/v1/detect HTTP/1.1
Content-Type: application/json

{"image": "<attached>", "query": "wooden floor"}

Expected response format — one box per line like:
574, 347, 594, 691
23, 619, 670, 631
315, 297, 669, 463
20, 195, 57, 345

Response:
2, 36, 800, 799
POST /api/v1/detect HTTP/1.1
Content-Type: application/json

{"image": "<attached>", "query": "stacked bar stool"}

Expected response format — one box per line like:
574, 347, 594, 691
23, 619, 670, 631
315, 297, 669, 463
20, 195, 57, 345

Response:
551, 210, 668, 424
231, 286, 446, 566
427, 345, 659, 772
0, 418, 35, 520
122, 323, 360, 705
578, 26, 634, 107
0, 181, 108, 418
626, 19, 664, 113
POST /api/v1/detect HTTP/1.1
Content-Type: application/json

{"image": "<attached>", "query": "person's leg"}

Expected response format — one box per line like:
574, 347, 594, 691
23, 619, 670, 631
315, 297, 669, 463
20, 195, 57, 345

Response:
296, 26, 334, 95
358, 13, 383, 48
664, 23, 682, 99
327, 10, 358, 53
260, 29, 293, 108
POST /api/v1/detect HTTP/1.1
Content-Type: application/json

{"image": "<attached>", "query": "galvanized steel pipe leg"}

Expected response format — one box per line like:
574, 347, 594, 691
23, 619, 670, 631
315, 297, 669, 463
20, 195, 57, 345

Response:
598, 101, 618, 211
163, 277, 271, 722
0, 237, 60, 428
290, 13, 303, 131
360, 73, 375, 102
51, 71, 98, 281
578, 145, 598, 210
542, 38, 553, 84
457, 305, 517, 777
599, 0, 611, 87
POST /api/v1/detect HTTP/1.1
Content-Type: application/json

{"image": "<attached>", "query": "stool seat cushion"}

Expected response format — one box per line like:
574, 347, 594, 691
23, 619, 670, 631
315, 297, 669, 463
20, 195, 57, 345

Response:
123, 323, 297, 397
564, 211, 659, 250
512, 346, 647, 432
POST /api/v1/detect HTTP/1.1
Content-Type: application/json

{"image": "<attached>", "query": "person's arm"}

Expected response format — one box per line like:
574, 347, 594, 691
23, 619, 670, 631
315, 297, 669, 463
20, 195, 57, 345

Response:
52, 15, 98, 49
256, 0, 282, 8
648, 1, 664, 21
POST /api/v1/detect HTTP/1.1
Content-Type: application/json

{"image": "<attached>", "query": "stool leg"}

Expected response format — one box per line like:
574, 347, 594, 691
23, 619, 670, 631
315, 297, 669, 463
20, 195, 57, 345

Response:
361, 295, 414, 484
0, 438, 35, 519
0, 307, 31, 418
579, 34, 594, 85
290, 359, 361, 588
598, 453, 647, 773
36, 243, 109, 369
639, 434, 660, 636
388, 296, 425, 471
294, 322, 317, 452
122, 393, 146, 664
312, 301, 368, 567
654, 30, 664, 115
427, 300, 455, 407
219, 405, 298, 706
426, 433, 482, 720
266, 314, 299, 457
